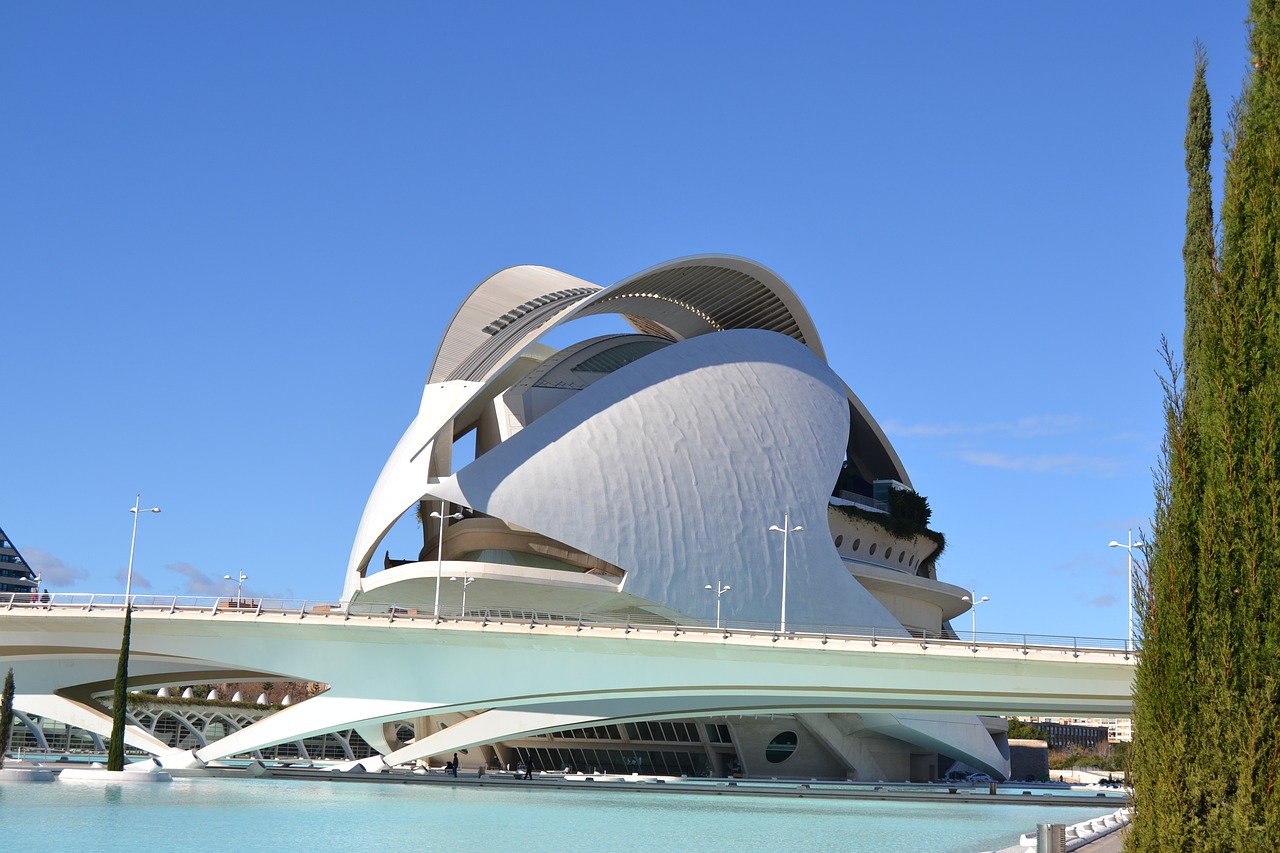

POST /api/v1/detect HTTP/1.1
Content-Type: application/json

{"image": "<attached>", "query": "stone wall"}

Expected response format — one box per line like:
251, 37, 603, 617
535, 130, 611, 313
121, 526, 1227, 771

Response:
1008, 738, 1049, 782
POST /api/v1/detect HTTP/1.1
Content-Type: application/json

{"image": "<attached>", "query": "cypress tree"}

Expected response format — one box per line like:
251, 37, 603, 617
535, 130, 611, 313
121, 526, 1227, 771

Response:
1182, 41, 1216, 395
106, 607, 132, 771
1129, 46, 1213, 851
0, 668, 14, 769
1131, 3, 1280, 848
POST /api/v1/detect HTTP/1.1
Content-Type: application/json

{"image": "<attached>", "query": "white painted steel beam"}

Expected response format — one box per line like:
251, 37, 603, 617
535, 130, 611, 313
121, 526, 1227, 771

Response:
0, 608, 1134, 765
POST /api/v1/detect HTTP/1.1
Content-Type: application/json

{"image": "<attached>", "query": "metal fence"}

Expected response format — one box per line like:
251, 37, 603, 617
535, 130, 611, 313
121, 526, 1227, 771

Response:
1, 591, 1135, 658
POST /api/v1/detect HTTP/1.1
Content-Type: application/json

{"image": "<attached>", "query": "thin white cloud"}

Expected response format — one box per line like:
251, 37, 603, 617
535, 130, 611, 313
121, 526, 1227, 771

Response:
23, 548, 90, 587
164, 562, 223, 596
1104, 430, 1152, 443
114, 567, 152, 590
1085, 593, 1118, 608
956, 450, 1124, 477
884, 415, 1082, 439
1054, 554, 1105, 573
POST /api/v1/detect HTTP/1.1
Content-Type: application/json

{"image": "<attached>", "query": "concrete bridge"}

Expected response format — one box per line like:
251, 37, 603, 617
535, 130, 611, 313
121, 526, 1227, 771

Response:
0, 596, 1134, 768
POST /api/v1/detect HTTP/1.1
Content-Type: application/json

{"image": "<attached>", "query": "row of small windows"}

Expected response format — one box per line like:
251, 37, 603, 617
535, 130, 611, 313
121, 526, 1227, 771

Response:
0, 554, 25, 564
0, 568, 32, 579
514, 746, 709, 777
624, 721, 701, 743
0, 583, 33, 593
481, 288, 596, 336
833, 535, 915, 568
550, 725, 623, 740
704, 724, 733, 744
549, 722, 732, 745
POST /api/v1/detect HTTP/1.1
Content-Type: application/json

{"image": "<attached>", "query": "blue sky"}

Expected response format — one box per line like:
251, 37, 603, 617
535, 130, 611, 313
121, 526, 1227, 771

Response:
0, 2, 1252, 641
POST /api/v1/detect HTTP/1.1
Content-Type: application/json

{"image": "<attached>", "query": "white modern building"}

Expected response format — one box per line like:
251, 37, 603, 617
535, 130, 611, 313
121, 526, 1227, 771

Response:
331, 254, 999, 779
347, 256, 958, 635
1, 256, 1133, 780
0, 525, 40, 599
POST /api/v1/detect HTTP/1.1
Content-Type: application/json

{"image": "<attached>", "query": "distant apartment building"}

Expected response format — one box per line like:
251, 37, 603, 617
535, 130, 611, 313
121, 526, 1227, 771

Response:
0, 525, 39, 598
1024, 712, 1136, 742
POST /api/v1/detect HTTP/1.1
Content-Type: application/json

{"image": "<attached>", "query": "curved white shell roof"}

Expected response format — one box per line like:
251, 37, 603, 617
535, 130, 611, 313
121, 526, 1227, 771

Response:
428, 329, 899, 631
344, 255, 912, 631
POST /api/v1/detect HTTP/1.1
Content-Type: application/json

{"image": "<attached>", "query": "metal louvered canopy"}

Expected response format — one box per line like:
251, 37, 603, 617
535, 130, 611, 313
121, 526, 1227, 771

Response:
428, 255, 826, 388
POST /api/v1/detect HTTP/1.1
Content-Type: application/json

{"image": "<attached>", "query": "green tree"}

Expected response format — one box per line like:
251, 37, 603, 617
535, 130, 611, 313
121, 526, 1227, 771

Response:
1130, 6, 1280, 848
1007, 717, 1048, 741
106, 608, 132, 772
0, 668, 14, 769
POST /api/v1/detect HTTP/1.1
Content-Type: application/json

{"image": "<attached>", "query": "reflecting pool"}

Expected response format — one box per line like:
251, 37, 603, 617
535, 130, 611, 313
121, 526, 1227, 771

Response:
3, 777, 1107, 853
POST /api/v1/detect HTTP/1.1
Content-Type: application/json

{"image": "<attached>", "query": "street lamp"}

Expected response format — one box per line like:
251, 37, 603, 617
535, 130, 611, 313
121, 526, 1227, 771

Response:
429, 503, 464, 620
1109, 529, 1145, 653
960, 591, 989, 646
126, 495, 161, 606
704, 580, 731, 629
224, 570, 249, 606
450, 572, 475, 616
768, 511, 803, 633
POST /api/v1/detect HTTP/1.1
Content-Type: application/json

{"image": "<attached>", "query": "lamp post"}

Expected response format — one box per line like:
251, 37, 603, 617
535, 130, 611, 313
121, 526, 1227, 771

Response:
111, 494, 159, 772
704, 580, 731, 629
1109, 529, 1145, 653
224, 571, 248, 606
961, 591, 989, 645
768, 511, 803, 633
450, 572, 475, 616
126, 495, 161, 606
429, 504, 463, 620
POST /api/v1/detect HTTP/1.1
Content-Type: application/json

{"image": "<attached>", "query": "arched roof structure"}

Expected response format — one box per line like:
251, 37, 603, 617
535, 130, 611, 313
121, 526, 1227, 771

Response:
428, 265, 601, 385
345, 255, 911, 606
428, 255, 825, 387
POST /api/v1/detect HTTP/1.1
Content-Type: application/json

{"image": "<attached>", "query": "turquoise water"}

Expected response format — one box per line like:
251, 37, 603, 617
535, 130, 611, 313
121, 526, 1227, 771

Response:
3, 777, 1105, 853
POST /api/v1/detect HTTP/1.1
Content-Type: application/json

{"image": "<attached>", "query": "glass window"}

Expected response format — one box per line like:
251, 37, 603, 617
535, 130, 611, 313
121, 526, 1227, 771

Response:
765, 731, 799, 763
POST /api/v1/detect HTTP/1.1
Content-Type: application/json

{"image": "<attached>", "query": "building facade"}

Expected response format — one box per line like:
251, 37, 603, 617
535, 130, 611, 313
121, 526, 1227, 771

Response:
335, 255, 1006, 780
0, 525, 39, 598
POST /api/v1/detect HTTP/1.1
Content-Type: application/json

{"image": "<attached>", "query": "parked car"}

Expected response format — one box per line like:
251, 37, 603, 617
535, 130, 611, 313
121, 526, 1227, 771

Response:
965, 773, 993, 783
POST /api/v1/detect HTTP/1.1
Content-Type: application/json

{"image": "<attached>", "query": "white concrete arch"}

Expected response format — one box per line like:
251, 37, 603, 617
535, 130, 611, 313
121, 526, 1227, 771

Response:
428, 265, 601, 385
428, 255, 825, 387
0, 606, 1135, 780
586, 254, 827, 362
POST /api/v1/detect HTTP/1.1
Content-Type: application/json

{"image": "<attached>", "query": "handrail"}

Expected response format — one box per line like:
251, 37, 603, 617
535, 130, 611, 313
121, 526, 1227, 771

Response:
0, 591, 1136, 657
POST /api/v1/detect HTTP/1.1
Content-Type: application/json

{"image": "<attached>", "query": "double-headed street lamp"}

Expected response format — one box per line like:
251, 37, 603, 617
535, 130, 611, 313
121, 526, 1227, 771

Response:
450, 572, 476, 616
224, 570, 249, 606
126, 495, 161, 606
769, 511, 803, 633
430, 503, 464, 620
704, 580, 731, 629
960, 591, 989, 646
1109, 529, 1145, 653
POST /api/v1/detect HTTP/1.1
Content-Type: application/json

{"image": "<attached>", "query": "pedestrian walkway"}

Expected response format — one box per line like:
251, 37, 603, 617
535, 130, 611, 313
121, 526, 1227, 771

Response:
1076, 825, 1127, 852
995, 822, 1127, 853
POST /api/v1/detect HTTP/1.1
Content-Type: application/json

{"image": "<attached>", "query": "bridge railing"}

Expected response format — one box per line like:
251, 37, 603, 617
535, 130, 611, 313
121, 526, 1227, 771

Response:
0, 591, 1135, 656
